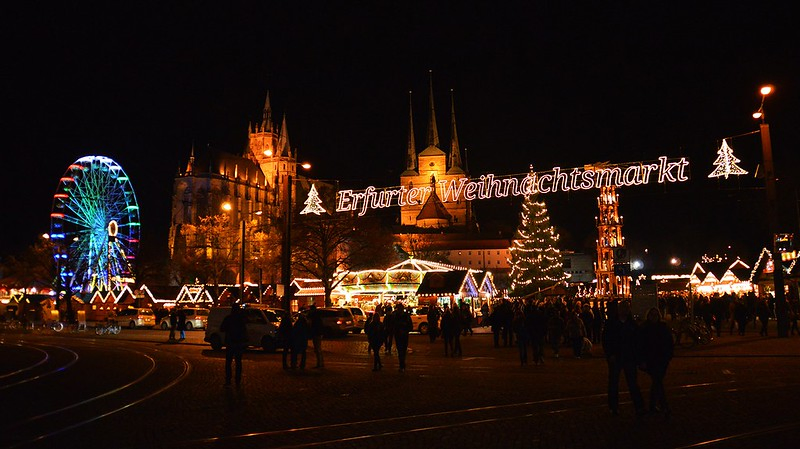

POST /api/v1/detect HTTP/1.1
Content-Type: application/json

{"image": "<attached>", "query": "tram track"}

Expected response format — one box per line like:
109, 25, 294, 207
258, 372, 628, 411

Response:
171, 379, 758, 449
0, 336, 191, 449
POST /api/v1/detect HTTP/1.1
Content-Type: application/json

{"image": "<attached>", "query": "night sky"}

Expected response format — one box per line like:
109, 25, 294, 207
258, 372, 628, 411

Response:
4, 2, 799, 272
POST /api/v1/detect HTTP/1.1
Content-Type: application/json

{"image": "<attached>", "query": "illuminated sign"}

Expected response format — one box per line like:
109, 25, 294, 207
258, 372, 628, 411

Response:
334, 156, 690, 216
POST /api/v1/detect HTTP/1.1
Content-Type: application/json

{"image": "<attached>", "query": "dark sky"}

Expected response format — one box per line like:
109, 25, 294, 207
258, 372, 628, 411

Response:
3, 1, 798, 271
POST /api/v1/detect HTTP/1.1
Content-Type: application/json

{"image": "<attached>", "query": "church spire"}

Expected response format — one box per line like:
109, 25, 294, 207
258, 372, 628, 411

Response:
185, 142, 195, 175
406, 90, 417, 171
448, 89, 463, 173
426, 70, 440, 148
278, 113, 290, 157
261, 91, 273, 132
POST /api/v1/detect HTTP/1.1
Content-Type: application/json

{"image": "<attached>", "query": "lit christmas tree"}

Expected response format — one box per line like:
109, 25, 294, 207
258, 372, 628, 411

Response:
300, 184, 328, 215
508, 187, 565, 297
708, 139, 748, 179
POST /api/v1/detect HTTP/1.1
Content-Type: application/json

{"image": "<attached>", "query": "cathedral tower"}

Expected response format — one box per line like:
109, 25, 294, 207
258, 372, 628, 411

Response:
399, 72, 471, 229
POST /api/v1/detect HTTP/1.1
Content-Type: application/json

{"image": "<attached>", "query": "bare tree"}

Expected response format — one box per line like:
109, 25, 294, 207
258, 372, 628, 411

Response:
292, 214, 398, 306
1, 235, 55, 293
181, 214, 239, 299
394, 232, 453, 264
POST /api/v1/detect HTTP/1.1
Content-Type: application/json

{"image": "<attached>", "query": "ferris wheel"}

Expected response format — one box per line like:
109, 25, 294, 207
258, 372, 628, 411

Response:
49, 156, 140, 293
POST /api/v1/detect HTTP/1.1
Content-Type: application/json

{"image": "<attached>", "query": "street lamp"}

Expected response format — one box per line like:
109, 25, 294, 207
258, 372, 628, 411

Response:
753, 84, 788, 337
222, 201, 246, 304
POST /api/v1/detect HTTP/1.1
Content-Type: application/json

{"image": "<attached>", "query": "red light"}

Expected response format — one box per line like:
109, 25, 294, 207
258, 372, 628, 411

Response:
60, 177, 75, 183
54, 193, 68, 199
50, 213, 65, 218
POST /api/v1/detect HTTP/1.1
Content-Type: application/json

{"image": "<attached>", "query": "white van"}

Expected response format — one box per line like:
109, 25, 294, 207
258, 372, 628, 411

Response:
204, 306, 289, 352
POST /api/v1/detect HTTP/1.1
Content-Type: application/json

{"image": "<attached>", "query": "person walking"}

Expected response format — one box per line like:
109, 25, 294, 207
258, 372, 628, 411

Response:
393, 303, 413, 372
530, 303, 548, 365
512, 306, 528, 366
366, 312, 385, 371
307, 305, 324, 368
452, 304, 463, 356
639, 307, 674, 419
547, 308, 565, 359
566, 311, 586, 359
290, 314, 310, 370
427, 304, 441, 343
602, 300, 646, 417
220, 303, 248, 387
756, 297, 770, 336
383, 304, 395, 355
441, 306, 455, 356
168, 308, 177, 342
177, 308, 187, 341
461, 303, 474, 336
277, 312, 293, 369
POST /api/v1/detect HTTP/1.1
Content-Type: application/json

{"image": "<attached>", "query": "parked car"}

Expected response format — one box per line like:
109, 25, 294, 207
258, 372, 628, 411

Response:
115, 308, 156, 329
204, 306, 288, 352
158, 308, 210, 330
409, 308, 429, 335
348, 307, 367, 333
314, 307, 356, 336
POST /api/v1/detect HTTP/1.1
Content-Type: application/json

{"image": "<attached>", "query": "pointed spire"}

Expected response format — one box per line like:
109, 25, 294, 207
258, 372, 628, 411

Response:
278, 114, 290, 157
262, 91, 273, 132
185, 142, 196, 174
426, 70, 440, 148
448, 89, 463, 171
406, 90, 417, 171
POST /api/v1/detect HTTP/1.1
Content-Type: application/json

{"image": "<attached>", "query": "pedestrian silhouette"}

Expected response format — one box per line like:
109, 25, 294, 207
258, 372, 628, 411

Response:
601, 300, 645, 417
639, 307, 674, 419
220, 303, 248, 387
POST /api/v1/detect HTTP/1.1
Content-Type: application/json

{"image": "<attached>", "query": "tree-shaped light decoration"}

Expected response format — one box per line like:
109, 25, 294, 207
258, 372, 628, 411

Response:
507, 184, 565, 297
300, 184, 328, 215
708, 139, 748, 179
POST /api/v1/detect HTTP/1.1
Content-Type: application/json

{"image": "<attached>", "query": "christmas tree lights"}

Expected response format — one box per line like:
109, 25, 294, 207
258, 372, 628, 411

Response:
508, 186, 565, 297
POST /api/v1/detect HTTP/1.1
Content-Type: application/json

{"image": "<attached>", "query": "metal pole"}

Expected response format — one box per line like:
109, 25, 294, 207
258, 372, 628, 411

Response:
281, 175, 293, 312
760, 122, 788, 336
240, 219, 245, 303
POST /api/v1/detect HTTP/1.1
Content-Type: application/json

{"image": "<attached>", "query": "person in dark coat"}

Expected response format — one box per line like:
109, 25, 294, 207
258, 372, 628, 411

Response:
512, 306, 528, 366
602, 300, 645, 417
220, 303, 248, 386
307, 305, 324, 368
277, 312, 293, 369
168, 309, 177, 342
427, 304, 441, 343
393, 303, 413, 372
383, 304, 395, 355
756, 297, 771, 336
529, 303, 549, 365
441, 307, 455, 356
547, 307, 565, 359
488, 305, 502, 348
639, 307, 674, 418
366, 312, 385, 371
177, 308, 187, 341
290, 314, 310, 370
452, 304, 463, 356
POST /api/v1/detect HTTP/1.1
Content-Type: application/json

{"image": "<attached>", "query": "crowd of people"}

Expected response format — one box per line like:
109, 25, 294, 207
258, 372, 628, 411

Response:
217, 289, 800, 416
481, 296, 674, 419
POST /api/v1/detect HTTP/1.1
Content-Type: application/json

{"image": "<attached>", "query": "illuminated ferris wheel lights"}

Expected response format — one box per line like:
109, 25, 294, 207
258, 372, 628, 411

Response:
60, 177, 75, 183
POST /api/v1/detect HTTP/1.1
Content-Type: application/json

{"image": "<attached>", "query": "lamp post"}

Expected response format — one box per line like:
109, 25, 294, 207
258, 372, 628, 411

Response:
753, 85, 788, 337
279, 162, 312, 312
222, 202, 246, 303
281, 174, 293, 312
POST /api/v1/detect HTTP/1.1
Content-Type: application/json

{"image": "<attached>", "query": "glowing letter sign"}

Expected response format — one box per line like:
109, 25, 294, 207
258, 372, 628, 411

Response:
331, 156, 689, 216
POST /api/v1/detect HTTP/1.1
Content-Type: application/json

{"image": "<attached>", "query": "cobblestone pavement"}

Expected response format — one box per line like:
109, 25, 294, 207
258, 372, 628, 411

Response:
3, 322, 800, 448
